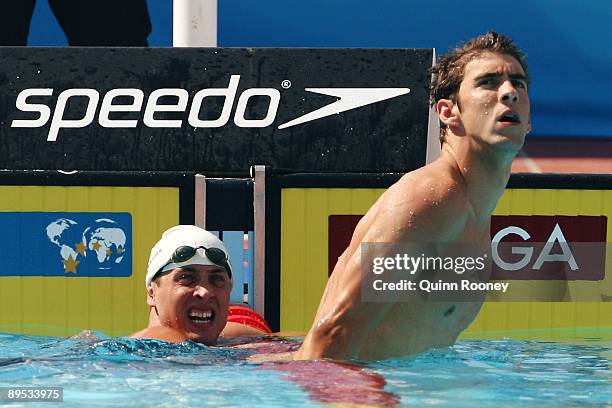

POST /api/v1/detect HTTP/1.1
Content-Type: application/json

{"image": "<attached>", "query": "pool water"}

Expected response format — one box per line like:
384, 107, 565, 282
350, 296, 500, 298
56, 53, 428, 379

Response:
0, 332, 610, 407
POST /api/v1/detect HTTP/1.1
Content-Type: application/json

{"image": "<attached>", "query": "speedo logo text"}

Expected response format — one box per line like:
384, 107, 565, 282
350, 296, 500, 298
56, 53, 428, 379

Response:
10, 75, 410, 142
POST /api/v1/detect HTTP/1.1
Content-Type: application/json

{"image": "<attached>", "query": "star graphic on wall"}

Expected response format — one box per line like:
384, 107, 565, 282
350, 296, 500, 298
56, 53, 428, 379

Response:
92, 241, 102, 251
63, 255, 80, 273
75, 242, 87, 255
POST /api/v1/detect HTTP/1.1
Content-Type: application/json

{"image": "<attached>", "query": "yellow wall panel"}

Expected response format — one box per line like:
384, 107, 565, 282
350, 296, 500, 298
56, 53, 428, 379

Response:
328, 188, 352, 213
280, 187, 385, 332
0, 185, 180, 337
0, 278, 23, 334
132, 187, 159, 329
129, 187, 180, 331
110, 187, 134, 334
42, 277, 68, 336
304, 189, 329, 329
281, 189, 307, 331
533, 189, 556, 214
20, 187, 46, 335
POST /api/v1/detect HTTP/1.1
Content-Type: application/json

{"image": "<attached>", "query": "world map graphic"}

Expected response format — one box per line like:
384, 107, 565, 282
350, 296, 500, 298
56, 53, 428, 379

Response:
46, 218, 128, 274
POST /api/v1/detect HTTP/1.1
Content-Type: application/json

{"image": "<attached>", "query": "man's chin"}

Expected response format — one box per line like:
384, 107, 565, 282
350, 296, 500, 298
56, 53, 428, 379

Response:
490, 130, 526, 150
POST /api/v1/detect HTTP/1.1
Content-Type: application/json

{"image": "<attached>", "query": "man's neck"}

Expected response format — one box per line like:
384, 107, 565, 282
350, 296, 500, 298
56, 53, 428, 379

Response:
148, 309, 162, 328
440, 134, 521, 224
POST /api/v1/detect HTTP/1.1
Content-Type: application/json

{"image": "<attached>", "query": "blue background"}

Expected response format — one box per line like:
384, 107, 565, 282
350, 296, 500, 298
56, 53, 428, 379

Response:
27, 0, 612, 139
0, 212, 132, 277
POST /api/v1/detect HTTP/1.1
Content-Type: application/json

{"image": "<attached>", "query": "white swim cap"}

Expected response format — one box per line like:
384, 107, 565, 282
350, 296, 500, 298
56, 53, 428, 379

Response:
145, 225, 232, 288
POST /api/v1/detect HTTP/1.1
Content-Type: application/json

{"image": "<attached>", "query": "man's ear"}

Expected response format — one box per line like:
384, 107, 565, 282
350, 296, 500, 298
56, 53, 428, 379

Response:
437, 98, 461, 130
146, 285, 156, 307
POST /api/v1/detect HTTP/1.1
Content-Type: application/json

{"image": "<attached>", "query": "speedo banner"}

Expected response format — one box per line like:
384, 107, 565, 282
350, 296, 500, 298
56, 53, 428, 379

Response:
0, 48, 433, 174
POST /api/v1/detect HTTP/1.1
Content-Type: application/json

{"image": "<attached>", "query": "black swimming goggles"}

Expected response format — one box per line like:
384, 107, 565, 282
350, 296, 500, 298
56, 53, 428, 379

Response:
162, 245, 231, 277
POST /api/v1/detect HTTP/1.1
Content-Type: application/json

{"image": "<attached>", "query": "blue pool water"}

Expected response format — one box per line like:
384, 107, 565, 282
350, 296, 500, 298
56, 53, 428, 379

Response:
0, 333, 610, 407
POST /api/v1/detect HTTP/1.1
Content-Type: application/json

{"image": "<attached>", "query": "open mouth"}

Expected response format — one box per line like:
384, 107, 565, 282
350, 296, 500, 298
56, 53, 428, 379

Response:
497, 112, 521, 124
188, 309, 215, 325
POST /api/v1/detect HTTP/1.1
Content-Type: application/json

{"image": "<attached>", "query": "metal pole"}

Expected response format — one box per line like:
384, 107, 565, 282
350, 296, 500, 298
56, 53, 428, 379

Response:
252, 165, 266, 316
425, 49, 441, 164
173, 0, 218, 47
194, 173, 206, 228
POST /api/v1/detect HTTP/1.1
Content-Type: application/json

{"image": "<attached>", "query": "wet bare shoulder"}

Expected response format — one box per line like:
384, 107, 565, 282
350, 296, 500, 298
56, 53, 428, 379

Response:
129, 326, 188, 343
401, 161, 466, 204
369, 162, 471, 242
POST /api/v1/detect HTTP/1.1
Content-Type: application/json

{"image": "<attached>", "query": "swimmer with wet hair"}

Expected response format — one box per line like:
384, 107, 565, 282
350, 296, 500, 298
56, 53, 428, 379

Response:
295, 32, 531, 360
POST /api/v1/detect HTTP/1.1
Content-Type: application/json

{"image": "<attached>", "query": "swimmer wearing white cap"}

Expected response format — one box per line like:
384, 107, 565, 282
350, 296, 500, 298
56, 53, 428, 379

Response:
131, 225, 263, 344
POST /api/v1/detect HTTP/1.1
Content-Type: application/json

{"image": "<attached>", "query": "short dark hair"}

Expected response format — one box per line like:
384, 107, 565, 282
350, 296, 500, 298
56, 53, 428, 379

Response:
430, 32, 529, 138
